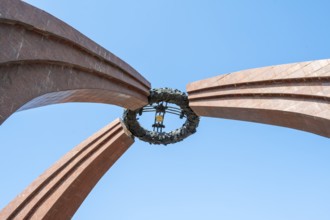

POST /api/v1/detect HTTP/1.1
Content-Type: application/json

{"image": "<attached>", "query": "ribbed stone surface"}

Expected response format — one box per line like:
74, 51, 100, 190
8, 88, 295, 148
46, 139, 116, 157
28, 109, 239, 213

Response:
187, 59, 330, 137
0, 0, 151, 125
0, 119, 134, 220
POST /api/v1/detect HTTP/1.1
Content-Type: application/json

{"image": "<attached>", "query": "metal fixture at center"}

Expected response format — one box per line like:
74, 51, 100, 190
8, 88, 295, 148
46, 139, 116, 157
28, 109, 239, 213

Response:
123, 88, 200, 145
144, 101, 185, 133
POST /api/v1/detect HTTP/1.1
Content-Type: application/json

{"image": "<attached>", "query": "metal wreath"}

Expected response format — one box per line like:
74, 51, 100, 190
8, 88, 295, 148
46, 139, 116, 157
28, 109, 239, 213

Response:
123, 88, 200, 145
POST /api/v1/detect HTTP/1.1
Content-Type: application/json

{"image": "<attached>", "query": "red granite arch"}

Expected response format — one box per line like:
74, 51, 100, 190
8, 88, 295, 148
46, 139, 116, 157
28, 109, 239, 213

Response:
187, 59, 330, 137
0, 0, 151, 125
0, 119, 134, 219
0, 1, 148, 218
1, 0, 329, 219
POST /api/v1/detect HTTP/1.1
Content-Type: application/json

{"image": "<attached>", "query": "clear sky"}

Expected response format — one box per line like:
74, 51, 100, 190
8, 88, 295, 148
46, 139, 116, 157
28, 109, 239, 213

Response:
1, 1, 330, 219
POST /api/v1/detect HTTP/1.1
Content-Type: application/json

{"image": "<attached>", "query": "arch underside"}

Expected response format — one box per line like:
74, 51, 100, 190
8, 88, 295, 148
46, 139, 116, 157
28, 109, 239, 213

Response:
1, 0, 329, 219
0, 0, 151, 125
0, 62, 147, 124
0, 119, 134, 219
0, 0, 148, 218
187, 59, 330, 137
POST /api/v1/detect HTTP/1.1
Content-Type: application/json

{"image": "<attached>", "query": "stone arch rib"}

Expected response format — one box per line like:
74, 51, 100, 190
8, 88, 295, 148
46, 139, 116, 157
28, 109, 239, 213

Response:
0, 119, 134, 219
0, 0, 151, 125
187, 59, 330, 137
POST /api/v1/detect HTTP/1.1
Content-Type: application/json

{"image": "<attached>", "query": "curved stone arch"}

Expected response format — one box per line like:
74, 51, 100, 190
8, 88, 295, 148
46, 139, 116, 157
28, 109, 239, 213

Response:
0, 1, 148, 218
0, 119, 134, 219
1, 0, 329, 219
187, 59, 330, 137
0, 0, 151, 125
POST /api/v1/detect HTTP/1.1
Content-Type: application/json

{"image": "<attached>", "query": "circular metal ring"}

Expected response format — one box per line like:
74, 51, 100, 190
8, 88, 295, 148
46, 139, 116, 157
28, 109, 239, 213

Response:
123, 88, 200, 145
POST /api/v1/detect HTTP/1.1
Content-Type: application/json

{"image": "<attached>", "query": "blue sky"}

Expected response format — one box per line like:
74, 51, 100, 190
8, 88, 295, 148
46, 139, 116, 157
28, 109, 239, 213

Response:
1, 1, 330, 219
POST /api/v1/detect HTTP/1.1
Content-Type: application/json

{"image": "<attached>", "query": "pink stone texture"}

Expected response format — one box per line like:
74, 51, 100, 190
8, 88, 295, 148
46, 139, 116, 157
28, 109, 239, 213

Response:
1, 0, 329, 219
0, 1, 147, 218
0, 0, 151, 125
0, 119, 134, 219
187, 59, 330, 137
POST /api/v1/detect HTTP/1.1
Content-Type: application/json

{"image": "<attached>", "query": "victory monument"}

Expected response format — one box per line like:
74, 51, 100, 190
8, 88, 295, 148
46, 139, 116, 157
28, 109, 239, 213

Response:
1, 0, 329, 219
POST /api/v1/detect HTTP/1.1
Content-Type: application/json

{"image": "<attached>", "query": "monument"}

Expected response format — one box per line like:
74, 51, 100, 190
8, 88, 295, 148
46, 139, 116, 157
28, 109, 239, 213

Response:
1, 0, 329, 219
